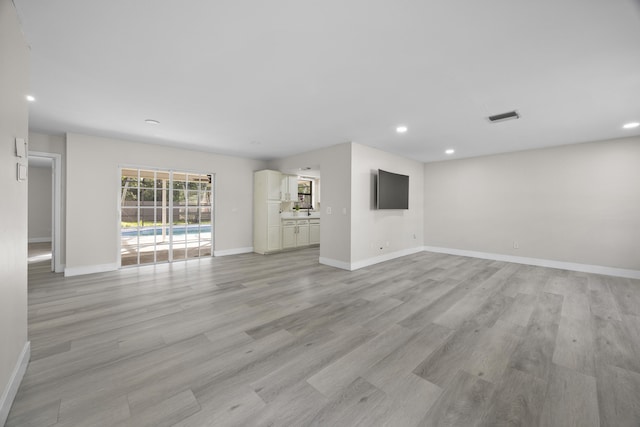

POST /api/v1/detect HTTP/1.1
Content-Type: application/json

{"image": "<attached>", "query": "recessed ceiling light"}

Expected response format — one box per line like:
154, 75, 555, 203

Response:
145, 119, 160, 125
396, 126, 408, 133
623, 122, 639, 129
445, 149, 455, 155
26, 95, 35, 102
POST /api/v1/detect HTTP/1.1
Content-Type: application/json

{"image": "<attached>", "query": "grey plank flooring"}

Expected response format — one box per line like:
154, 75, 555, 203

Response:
6, 248, 640, 426
507, 292, 563, 381
539, 364, 599, 427
479, 368, 547, 427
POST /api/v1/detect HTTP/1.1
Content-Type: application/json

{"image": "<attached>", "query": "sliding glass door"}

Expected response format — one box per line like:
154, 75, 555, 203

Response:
170, 172, 213, 261
120, 168, 213, 267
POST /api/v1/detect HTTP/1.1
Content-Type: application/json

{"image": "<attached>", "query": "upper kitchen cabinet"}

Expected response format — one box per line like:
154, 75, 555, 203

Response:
254, 169, 282, 201
281, 174, 298, 202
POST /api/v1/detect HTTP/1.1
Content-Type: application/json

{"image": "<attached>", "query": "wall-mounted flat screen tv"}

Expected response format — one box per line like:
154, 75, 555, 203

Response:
377, 169, 409, 209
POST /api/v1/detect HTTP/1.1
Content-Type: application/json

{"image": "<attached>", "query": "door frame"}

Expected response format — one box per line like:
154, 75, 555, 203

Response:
28, 151, 63, 273
117, 165, 215, 268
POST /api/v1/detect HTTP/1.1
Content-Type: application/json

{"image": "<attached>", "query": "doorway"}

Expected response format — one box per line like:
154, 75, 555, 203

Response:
27, 151, 63, 272
119, 168, 214, 267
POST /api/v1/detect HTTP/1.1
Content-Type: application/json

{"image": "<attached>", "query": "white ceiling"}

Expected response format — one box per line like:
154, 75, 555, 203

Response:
14, 0, 640, 163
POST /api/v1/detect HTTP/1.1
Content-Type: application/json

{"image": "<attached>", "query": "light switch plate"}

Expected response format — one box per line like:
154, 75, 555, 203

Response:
17, 163, 27, 181
15, 138, 26, 158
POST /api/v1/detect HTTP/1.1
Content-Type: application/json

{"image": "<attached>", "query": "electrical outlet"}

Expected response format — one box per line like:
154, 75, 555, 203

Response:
513, 241, 519, 249
326, 207, 332, 215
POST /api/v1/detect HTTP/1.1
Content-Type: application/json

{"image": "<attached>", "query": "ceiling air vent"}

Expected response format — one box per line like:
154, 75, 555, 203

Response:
488, 110, 520, 123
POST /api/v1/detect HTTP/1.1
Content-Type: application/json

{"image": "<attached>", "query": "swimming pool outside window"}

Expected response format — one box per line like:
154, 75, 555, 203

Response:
119, 168, 214, 267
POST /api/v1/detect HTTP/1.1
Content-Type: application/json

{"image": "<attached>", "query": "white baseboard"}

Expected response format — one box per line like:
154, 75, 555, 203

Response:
64, 263, 118, 277
423, 246, 640, 280
0, 341, 30, 426
319, 257, 352, 271
350, 247, 425, 271
213, 247, 254, 257
320, 246, 425, 272
28, 237, 51, 243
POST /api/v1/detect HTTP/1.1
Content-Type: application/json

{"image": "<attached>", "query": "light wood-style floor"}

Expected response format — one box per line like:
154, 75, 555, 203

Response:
7, 248, 640, 426
28, 242, 52, 264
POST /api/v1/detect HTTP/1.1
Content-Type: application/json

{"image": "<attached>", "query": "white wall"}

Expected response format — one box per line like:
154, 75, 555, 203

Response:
29, 132, 67, 265
268, 142, 352, 266
351, 143, 424, 267
0, 0, 30, 423
270, 142, 424, 269
424, 137, 640, 272
28, 166, 52, 241
32, 110, 640, 282
66, 133, 266, 275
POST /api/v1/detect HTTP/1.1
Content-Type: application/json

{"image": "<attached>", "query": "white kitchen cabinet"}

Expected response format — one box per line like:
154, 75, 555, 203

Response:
282, 219, 297, 249
267, 170, 283, 201
266, 202, 282, 251
297, 220, 310, 246
281, 218, 317, 248
254, 170, 283, 254
281, 175, 298, 202
254, 169, 282, 201
309, 219, 320, 245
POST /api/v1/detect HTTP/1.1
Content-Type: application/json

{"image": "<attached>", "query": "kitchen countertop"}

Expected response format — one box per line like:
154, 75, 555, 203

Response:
281, 212, 321, 219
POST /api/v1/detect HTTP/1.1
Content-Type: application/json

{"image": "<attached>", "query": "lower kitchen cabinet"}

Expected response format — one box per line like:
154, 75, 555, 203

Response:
309, 219, 320, 244
282, 220, 297, 249
281, 218, 317, 249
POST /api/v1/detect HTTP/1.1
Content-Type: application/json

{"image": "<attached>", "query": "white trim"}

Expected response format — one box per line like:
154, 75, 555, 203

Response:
213, 247, 253, 257
52, 153, 63, 273
350, 246, 425, 271
116, 166, 122, 269
28, 237, 52, 243
0, 341, 30, 427
64, 263, 118, 277
117, 167, 216, 267
29, 151, 63, 273
319, 257, 352, 271
320, 247, 425, 271
423, 246, 640, 280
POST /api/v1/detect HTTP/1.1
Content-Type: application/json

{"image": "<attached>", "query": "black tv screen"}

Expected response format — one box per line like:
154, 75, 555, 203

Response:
377, 169, 409, 209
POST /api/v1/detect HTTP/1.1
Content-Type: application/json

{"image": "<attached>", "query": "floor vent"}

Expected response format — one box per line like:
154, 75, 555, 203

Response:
488, 110, 520, 123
